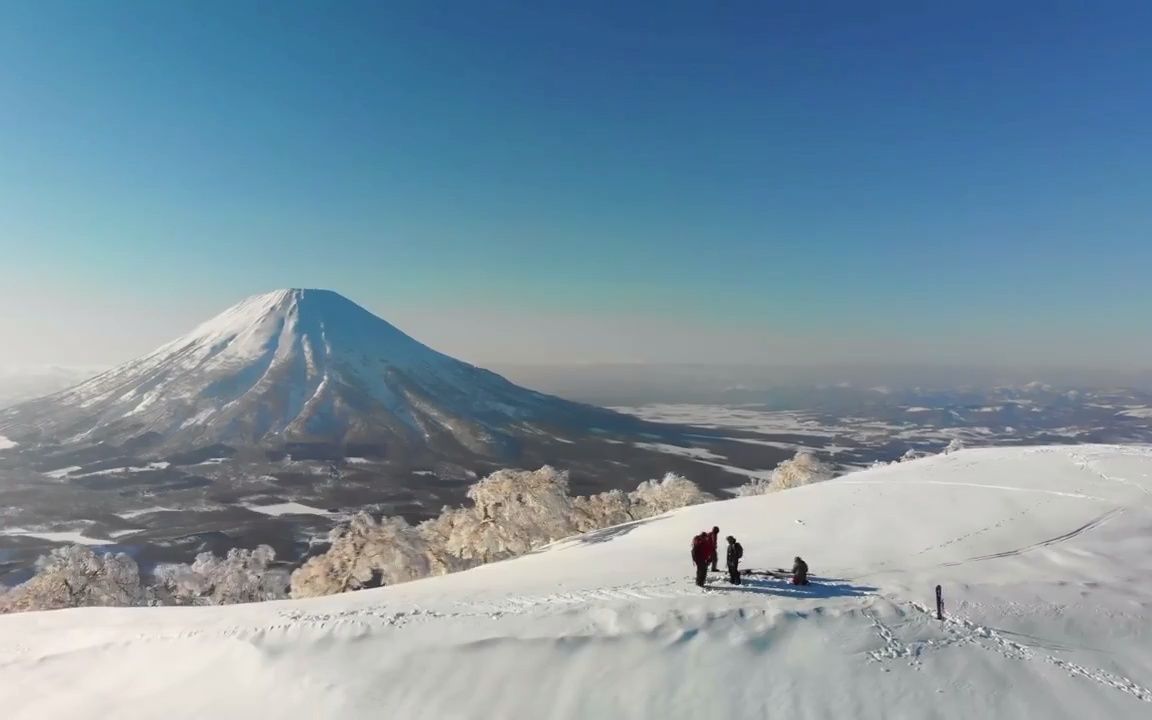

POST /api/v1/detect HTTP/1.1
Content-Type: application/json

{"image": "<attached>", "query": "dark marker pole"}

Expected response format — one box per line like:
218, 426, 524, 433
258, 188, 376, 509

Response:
935, 584, 944, 620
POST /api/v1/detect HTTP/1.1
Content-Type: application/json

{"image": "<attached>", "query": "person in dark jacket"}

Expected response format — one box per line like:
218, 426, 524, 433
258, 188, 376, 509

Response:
691, 532, 711, 587
726, 536, 743, 584
792, 556, 809, 585
708, 526, 721, 572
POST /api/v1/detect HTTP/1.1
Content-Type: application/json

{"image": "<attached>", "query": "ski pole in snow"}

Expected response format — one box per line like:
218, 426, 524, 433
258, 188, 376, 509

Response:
935, 584, 944, 620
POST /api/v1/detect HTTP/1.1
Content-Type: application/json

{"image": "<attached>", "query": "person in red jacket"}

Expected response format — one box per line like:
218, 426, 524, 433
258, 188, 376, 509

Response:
691, 532, 711, 587
708, 526, 720, 572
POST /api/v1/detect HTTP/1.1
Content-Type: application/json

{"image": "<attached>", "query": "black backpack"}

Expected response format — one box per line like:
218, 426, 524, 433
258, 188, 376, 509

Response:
729, 542, 743, 561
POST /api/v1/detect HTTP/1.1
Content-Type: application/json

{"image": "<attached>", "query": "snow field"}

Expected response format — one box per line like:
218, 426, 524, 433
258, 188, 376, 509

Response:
1, 445, 1151, 719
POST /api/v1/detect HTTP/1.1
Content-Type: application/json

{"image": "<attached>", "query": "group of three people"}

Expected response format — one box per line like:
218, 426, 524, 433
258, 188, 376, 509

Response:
691, 526, 809, 588
691, 527, 739, 586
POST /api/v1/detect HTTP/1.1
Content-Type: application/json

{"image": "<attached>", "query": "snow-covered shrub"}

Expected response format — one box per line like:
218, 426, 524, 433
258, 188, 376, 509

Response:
736, 476, 773, 496
292, 465, 717, 599
737, 450, 834, 495
153, 545, 288, 605
0, 546, 142, 613
416, 507, 476, 576
942, 438, 965, 455
291, 513, 434, 598
773, 450, 834, 489
629, 472, 714, 517
899, 449, 928, 462
572, 489, 635, 532
293, 467, 577, 599
445, 466, 578, 562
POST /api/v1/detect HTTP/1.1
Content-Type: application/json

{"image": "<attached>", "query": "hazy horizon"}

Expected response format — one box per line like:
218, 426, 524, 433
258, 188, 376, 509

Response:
2, 287, 1150, 381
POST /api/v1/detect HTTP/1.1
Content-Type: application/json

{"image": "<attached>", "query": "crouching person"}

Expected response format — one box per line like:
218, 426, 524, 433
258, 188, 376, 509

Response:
792, 556, 809, 585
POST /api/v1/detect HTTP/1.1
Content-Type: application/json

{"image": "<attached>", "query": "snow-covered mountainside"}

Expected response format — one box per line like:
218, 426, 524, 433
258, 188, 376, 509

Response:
0, 289, 624, 457
3, 445, 1150, 719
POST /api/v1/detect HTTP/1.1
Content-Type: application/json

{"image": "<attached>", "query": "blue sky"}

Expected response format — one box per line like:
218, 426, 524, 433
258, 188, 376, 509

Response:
1, 1, 1149, 367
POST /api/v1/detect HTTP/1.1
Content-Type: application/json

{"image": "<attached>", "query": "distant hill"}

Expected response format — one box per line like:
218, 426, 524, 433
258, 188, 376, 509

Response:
0, 366, 102, 409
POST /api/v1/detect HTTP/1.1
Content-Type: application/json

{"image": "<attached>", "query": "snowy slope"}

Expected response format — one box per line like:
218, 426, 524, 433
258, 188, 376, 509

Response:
2, 445, 1151, 719
0, 290, 622, 455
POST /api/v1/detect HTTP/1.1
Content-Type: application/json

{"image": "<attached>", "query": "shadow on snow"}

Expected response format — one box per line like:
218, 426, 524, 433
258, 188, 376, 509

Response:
704, 575, 878, 599
572, 517, 660, 545
527, 516, 661, 556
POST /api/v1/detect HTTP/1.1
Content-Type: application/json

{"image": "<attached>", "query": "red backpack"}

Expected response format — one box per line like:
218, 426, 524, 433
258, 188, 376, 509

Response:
691, 534, 709, 562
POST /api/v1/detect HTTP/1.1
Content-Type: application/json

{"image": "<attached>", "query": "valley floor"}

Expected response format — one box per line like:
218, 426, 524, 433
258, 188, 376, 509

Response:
2, 445, 1151, 719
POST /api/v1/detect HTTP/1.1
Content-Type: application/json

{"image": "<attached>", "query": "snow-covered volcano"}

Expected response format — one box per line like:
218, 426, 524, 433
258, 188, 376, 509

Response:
0, 289, 623, 457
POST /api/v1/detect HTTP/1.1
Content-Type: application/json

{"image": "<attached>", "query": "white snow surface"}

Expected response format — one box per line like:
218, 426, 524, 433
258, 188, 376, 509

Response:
633, 441, 776, 481
114, 507, 181, 519
0, 434, 16, 450
52, 461, 171, 479
41, 466, 82, 479
0, 529, 110, 546
243, 501, 335, 517
3, 445, 1152, 719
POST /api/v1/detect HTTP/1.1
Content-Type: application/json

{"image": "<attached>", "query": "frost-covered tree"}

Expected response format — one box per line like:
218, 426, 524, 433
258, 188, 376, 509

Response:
572, 489, 635, 532
942, 438, 965, 454
445, 466, 577, 562
773, 450, 834, 489
292, 465, 718, 599
152, 545, 288, 605
735, 475, 774, 496
416, 507, 475, 576
290, 513, 434, 598
0, 545, 142, 613
629, 472, 714, 517
737, 450, 834, 495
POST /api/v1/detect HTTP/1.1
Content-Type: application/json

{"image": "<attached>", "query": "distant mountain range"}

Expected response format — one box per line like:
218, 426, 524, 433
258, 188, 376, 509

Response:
0, 366, 102, 410
0, 289, 634, 461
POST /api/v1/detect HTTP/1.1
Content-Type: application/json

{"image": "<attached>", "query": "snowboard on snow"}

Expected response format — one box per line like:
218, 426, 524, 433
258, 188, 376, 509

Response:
743, 568, 816, 584
741, 568, 791, 579
699, 568, 814, 589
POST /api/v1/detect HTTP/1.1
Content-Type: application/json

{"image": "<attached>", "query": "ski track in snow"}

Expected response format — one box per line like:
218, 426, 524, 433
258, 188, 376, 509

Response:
1066, 449, 1152, 499
835, 478, 1109, 501
898, 601, 1152, 703
859, 597, 1152, 704
952, 506, 1127, 564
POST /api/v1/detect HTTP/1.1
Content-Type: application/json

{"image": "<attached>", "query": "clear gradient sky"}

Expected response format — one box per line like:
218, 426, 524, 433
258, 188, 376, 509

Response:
1, 1, 1150, 369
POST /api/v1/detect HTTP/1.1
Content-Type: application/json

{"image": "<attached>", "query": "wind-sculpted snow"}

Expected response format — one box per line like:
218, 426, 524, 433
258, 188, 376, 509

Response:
1, 445, 1150, 718
0, 289, 623, 455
